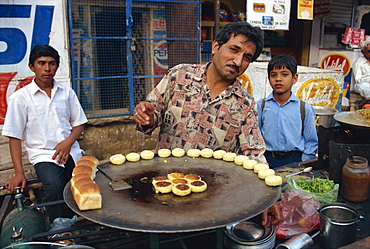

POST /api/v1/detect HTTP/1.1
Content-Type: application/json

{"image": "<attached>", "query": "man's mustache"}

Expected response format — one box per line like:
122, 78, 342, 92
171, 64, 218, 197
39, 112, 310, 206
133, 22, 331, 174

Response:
227, 64, 240, 73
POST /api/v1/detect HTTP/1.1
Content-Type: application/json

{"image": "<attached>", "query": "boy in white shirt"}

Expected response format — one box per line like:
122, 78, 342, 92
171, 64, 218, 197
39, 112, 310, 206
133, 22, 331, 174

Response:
2, 45, 87, 222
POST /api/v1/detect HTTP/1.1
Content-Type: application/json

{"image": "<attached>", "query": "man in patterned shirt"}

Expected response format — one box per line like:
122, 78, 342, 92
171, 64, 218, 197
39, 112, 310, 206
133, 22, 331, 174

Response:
134, 22, 266, 162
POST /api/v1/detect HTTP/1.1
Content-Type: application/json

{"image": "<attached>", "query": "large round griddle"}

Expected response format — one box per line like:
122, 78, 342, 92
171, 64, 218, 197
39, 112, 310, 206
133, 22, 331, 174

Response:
334, 111, 370, 131
64, 156, 280, 233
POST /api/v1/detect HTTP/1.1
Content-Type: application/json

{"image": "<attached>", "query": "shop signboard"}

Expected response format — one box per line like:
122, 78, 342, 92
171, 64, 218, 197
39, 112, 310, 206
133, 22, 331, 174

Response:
314, 0, 331, 17
152, 9, 168, 87
239, 62, 344, 111
0, 0, 68, 125
297, 0, 314, 20
246, 0, 291, 30
318, 50, 362, 103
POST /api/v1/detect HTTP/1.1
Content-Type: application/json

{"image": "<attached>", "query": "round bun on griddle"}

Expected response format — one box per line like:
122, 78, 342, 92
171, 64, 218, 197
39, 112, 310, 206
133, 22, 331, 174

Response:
126, 152, 141, 162
258, 168, 275, 179
234, 155, 249, 165
213, 150, 226, 159
171, 178, 189, 185
243, 159, 258, 170
223, 152, 237, 162
158, 148, 171, 158
172, 184, 191, 196
187, 149, 201, 158
152, 176, 169, 185
167, 172, 185, 181
153, 181, 173, 194
172, 148, 185, 157
265, 175, 282, 186
184, 174, 201, 182
140, 150, 155, 160
254, 163, 269, 173
200, 148, 214, 158
190, 180, 207, 193
110, 154, 126, 165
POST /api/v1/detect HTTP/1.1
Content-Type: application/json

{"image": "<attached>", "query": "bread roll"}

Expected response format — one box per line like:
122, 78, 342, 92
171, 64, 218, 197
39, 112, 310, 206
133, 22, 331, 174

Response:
126, 152, 141, 162
258, 169, 275, 179
243, 159, 258, 170
254, 163, 269, 173
70, 173, 92, 187
76, 159, 96, 167
76, 160, 98, 176
265, 175, 283, 186
110, 154, 126, 164
80, 155, 99, 166
72, 182, 102, 210
140, 150, 155, 160
213, 150, 226, 159
70, 176, 92, 194
172, 148, 185, 157
158, 148, 171, 158
72, 165, 95, 179
70, 175, 94, 196
200, 148, 214, 158
223, 152, 237, 162
234, 155, 249, 165
187, 149, 201, 158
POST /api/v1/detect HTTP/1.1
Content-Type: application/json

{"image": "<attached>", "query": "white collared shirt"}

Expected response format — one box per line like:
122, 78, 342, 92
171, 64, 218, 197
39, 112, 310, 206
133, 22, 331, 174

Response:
2, 80, 88, 166
353, 56, 370, 84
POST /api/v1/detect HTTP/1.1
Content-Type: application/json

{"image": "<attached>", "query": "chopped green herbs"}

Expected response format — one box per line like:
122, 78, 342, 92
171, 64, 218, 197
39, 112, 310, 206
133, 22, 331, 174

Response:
297, 178, 335, 193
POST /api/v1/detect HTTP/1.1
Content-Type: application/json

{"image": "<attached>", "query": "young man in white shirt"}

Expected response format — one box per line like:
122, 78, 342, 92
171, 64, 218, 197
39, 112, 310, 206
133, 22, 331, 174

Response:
2, 45, 87, 222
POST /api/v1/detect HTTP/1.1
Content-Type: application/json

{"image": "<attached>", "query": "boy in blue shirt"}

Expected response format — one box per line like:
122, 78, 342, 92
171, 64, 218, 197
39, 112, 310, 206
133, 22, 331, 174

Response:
257, 55, 318, 168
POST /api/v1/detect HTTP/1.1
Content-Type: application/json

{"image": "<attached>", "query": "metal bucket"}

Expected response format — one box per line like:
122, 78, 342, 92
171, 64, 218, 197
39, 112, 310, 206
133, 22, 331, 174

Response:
313, 106, 338, 128
319, 203, 359, 249
224, 221, 275, 249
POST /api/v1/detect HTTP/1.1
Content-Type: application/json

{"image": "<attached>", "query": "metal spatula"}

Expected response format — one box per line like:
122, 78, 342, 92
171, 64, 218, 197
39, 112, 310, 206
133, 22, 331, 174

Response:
98, 165, 132, 190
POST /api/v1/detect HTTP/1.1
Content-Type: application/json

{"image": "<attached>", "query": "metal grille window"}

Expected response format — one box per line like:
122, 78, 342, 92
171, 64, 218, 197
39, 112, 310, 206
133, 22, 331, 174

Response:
68, 0, 201, 118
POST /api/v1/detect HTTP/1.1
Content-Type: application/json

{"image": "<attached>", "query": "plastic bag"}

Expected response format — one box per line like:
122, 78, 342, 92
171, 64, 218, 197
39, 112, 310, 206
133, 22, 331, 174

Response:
49, 215, 77, 231
275, 189, 321, 239
282, 177, 339, 205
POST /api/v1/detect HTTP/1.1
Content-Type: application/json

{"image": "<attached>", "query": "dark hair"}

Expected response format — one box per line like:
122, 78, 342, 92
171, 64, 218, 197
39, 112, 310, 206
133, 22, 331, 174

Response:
29, 45, 60, 66
268, 55, 297, 75
214, 22, 263, 62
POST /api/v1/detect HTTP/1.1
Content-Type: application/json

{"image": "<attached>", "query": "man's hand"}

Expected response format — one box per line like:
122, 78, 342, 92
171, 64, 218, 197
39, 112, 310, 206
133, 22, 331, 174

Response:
52, 139, 72, 165
261, 202, 282, 227
4, 173, 27, 193
52, 124, 84, 165
134, 101, 155, 126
